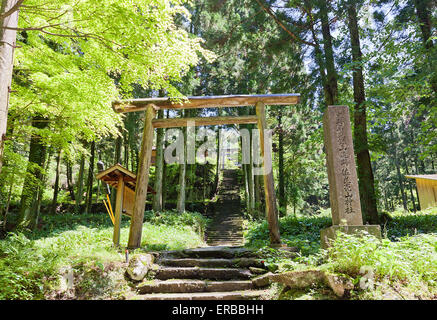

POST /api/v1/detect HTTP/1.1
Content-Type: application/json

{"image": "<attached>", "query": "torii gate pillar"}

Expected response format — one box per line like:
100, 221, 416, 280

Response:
256, 102, 281, 245
127, 105, 156, 249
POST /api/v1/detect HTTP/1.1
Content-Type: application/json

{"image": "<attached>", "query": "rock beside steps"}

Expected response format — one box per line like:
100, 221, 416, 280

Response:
131, 246, 270, 300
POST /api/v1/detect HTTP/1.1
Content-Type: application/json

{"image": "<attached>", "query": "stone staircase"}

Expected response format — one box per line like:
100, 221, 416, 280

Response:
132, 246, 269, 300
207, 169, 244, 246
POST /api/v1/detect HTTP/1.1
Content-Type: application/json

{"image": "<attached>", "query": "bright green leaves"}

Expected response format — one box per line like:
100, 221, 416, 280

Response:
9, 0, 213, 160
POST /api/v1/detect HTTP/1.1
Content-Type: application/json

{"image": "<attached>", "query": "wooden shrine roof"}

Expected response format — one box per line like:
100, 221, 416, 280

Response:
113, 93, 300, 113
96, 164, 155, 194
405, 174, 437, 181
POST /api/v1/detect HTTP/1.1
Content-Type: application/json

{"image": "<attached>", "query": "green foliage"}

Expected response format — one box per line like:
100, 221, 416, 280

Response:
244, 213, 332, 255
245, 208, 437, 299
1, 0, 215, 215
327, 231, 437, 285
11, 0, 213, 152
383, 207, 437, 240
144, 209, 209, 233
0, 211, 206, 299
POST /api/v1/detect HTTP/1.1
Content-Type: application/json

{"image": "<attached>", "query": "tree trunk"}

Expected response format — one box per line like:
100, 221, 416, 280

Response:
243, 163, 249, 206
153, 109, 165, 211
254, 165, 261, 214
394, 152, 408, 211
413, 0, 434, 50
347, 1, 379, 224
214, 110, 222, 193
177, 110, 187, 213
32, 149, 52, 228
391, 130, 407, 210
203, 164, 207, 204
403, 159, 417, 212
319, 0, 338, 105
85, 141, 95, 214
413, 0, 437, 95
51, 149, 62, 214
277, 113, 287, 216
248, 125, 255, 215
95, 148, 102, 204
2, 179, 13, 230
111, 134, 122, 204
383, 188, 389, 211
17, 115, 49, 229
123, 125, 129, 169
74, 154, 85, 214
162, 109, 170, 210
66, 159, 75, 201
0, 0, 20, 176
162, 154, 167, 210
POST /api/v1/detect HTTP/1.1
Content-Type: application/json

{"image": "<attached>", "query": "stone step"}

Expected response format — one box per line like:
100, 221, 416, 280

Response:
133, 290, 266, 300
207, 236, 242, 238
207, 239, 243, 242
207, 236, 242, 239
206, 240, 243, 242
155, 267, 253, 280
159, 258, 263, 268
207, 230, 243, 234
206, 240, 243, 243
207, 235, 242, 238
206, 238, 242, 241
207, 232, 242, 235
163, 246, 260, 259
209, 217, 242, 220
207, 232, 243, 234
207, 234, 242, 236
137, 279, 253, 294
207, 241, 243, 245
206, 243, 244, 247
209, 214, 242, 220
206, 239, 243, 242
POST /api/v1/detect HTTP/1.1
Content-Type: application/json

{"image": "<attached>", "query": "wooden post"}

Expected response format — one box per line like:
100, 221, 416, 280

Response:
255, 102, 281, 245
127, 105, 156, 248
113, 175, 124, 246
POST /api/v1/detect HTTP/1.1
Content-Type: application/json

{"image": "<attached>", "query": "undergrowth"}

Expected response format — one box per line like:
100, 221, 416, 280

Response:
245, 207, 437, 299
0, 210, 207, 299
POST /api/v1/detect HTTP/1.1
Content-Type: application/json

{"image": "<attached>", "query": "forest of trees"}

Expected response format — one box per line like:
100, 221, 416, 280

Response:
0, 0, 435, 232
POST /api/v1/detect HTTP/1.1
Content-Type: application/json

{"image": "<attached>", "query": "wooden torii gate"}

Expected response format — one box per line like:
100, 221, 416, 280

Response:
112, 94, 300, 248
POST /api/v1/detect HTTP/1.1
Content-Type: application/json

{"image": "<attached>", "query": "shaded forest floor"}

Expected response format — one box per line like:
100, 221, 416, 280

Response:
0, 207, 436, 300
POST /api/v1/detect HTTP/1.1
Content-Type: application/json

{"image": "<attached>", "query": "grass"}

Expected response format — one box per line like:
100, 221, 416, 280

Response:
2, 205, 436, 300
244, 207, 437, 299
0, 210, 207, 300
325, 232, 437, 298
244, 209, 332, 255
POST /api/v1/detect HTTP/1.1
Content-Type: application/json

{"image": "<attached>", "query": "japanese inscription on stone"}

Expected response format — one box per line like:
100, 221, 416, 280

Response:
323, 106, 363, 226
335, 112, 354, 215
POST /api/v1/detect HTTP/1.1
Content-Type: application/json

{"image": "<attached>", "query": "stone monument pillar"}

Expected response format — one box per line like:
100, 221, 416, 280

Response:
321, 106, 381, 248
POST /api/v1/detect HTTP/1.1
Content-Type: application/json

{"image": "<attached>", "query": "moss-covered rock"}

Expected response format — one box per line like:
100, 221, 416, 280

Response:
126, 254, 154, 281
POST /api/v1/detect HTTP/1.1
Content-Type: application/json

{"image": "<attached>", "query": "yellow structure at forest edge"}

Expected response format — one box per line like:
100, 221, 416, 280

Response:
405, 174, 437, 210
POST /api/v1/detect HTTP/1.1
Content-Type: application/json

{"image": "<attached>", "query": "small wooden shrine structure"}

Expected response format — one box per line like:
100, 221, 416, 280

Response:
405, 174, 437, 209
96, 164, 155, 246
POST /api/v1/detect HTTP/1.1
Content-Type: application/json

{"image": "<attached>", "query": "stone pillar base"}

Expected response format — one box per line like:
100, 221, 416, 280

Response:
320, 225, 381, 249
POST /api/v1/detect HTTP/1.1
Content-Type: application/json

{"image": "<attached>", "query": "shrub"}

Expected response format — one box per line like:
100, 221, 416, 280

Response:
0, 211, 207, 299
